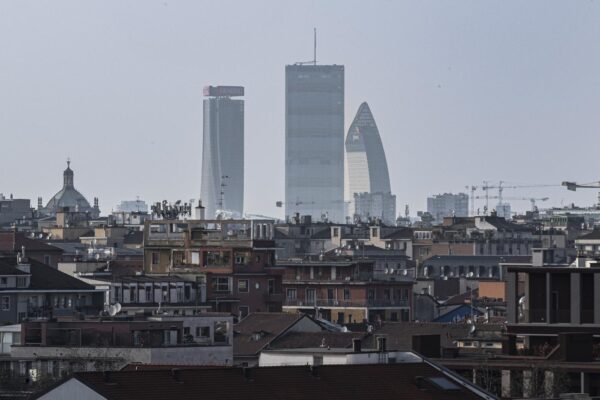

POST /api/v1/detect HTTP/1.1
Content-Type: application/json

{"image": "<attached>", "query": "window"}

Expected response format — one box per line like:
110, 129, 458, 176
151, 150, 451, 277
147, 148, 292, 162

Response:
204, 251, 231, 267
371, 228, 378, 237
44, 255, 51, 265
184, 285, 191, 301
0, 278, 6, 285
235, 254, 246, 264
238, 279, 249, 293
367, 289, 375, 300
212, 277, 231, 293
333, 228, 339, 237
129, 287, 136, 302
268, 279, 275, 294
145, 286, 152, 302
196, 326, 210, 337
151, 252, 160, 265
239, 306, 249, 319
305, 289, 316, 305
286, 288, 297, 300
183, 327, 190, 336
343, 288, 350, 300
214, 321, 228, 343
1, 297, 9, 311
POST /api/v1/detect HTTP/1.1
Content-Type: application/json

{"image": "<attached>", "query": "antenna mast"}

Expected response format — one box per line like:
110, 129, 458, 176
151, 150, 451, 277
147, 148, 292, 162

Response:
313, 27, 317, 65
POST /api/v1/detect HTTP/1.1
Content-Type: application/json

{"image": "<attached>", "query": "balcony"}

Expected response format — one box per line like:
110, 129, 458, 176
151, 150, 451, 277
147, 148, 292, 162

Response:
283, 298, 409, 308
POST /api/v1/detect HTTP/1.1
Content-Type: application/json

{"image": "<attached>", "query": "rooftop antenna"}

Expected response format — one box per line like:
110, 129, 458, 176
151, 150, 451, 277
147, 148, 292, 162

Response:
295, 28, 319, 66
313, 27, 317, 65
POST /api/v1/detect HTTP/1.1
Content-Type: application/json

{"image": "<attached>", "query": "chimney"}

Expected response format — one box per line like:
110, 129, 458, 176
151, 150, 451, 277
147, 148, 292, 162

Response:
376, 336, 387, 352
17, 246, 30, 274
195, 200, 205, 220
352, 338, 362, 353
37, 197, 43, 210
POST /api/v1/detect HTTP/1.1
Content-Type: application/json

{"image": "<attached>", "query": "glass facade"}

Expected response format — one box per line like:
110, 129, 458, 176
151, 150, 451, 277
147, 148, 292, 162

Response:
285, 65, 345, 223
345, 102, 395, 224
200, 91, 244, 218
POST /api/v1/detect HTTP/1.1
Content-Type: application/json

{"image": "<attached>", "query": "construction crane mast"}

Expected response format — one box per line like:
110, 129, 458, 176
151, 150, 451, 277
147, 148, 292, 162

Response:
470, 181, 559, 215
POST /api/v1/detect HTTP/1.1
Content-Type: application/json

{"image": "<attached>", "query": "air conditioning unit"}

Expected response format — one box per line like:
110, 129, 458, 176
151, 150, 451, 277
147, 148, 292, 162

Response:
345, 276, 351, 281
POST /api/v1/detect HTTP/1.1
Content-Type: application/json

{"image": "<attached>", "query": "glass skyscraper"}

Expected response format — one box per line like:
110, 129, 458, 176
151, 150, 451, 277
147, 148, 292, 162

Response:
200, 86, 244, 218
345, 102, 396, 224
285, 64, 345, 223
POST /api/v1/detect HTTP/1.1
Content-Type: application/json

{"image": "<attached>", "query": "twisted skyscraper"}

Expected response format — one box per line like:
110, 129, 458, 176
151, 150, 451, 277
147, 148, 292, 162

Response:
200, 86, 244, 218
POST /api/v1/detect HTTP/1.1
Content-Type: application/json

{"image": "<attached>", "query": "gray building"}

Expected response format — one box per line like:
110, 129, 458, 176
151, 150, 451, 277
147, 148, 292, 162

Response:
200, 86, 244, 218
285, 64, 345, 223
353, 192, 397, 225
345, 102, 395, 224
426, 193, 468, 224
0, 195, 31, 226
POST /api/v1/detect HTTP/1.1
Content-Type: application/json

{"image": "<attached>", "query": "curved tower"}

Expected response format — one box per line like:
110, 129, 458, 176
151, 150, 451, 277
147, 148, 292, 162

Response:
345, 102, 395, 224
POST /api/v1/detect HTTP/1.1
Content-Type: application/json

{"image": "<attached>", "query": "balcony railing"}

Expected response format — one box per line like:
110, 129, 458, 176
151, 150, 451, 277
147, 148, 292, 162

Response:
283, 298, 408, 308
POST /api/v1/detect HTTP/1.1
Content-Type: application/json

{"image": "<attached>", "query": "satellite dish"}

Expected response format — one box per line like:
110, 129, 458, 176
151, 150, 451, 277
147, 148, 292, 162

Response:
108, 305, 117, 316
467, 272, 474, 278
403, 269, 408, 276
389, 268, 395, 274
114, 303, 122, 313
469, 324, 476, 334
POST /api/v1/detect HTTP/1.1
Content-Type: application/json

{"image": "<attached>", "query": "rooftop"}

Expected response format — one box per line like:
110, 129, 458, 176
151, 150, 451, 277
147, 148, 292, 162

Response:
234, 313, 317, 356
34, 363, 490, 400
0, 256, 97, 291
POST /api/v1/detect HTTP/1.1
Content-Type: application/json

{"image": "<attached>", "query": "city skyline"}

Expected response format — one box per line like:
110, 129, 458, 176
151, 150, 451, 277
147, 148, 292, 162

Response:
1, 1, 599, 218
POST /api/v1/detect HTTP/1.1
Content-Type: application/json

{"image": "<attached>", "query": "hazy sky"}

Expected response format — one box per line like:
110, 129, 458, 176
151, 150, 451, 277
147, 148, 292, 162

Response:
1, 1, 599, 218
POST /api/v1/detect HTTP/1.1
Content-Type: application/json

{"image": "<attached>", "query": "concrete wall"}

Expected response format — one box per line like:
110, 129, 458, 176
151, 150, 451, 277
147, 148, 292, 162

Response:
11, 344, 233, 366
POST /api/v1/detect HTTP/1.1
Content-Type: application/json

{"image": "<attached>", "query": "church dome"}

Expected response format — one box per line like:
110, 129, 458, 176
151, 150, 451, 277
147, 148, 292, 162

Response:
43, 160, 98, 216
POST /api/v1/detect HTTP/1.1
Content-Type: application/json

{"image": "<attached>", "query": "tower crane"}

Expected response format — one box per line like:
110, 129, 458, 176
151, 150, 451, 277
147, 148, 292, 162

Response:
473, 196, 549, 212
562, 181, 600, 207
562, 181, 600, 191
476, 181, 560, 212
